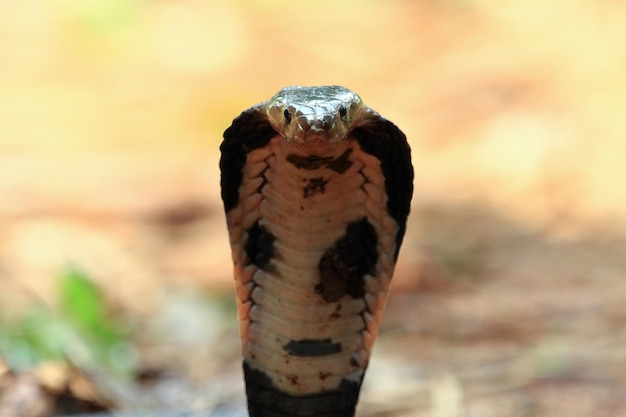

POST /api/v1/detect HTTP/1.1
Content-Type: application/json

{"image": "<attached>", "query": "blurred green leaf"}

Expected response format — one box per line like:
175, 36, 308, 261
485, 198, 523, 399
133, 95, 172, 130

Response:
57, 266, 137, 374
0, 305, 77, 370
0, 266, 137, 376
59, 267, 106, 330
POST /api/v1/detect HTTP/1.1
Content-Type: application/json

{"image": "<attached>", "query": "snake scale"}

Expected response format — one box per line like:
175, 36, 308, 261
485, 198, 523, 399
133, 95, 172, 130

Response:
220, 86, 413, 417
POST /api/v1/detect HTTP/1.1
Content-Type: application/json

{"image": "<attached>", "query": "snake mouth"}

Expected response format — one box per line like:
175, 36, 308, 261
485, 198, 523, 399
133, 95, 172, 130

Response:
287, 115, 345, 146
299, 114, 335, 132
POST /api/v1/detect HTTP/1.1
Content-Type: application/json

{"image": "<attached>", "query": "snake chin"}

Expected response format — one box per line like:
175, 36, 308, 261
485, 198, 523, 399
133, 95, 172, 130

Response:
282, 134, 348, 155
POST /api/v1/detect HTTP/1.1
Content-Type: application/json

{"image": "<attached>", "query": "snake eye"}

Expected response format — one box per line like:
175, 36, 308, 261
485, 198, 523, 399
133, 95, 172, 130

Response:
283, 108, 292, 124
338, 105, 347, 121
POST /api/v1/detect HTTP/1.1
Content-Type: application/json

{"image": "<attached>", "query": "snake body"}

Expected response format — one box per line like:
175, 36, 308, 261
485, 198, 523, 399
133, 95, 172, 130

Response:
220, 86, 413, 417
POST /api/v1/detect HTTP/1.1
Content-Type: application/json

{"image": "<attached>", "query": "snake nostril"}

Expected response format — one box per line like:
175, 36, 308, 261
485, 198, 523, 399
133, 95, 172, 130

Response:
310, 115, 333, 131
322, 115, 334, 130
308, 119, 323, 132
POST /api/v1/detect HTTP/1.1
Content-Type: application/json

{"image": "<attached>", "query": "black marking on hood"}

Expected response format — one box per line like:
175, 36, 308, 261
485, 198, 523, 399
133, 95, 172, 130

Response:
326, 148, 353, 173
351, 113, 413, 259
243, 360, 361, 417
286, 148, 353, 174
286, 154, 331, 170
220, 104, 277, 213
303, 176, 329, 198
283, 338, 342, 357
245, 221, 276, 270
317, 218, 378, 302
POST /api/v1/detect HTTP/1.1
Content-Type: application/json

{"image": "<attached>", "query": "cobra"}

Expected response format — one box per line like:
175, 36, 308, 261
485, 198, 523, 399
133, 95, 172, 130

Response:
220, 86, 413, 417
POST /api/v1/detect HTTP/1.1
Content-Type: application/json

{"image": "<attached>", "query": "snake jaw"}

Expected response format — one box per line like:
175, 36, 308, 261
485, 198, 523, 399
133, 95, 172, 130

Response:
266, 85, 364, 147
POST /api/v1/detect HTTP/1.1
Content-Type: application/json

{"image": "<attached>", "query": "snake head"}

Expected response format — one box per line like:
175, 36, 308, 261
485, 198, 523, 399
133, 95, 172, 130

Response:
266, 86, 364, 145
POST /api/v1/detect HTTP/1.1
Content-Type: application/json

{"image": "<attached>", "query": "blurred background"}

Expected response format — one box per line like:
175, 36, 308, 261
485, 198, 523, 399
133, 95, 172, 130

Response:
1, 0, 626, 416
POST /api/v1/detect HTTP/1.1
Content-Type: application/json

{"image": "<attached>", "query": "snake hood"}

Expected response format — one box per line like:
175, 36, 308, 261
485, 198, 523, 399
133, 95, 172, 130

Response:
220, 85, 413, 417
266, 86, 364, 146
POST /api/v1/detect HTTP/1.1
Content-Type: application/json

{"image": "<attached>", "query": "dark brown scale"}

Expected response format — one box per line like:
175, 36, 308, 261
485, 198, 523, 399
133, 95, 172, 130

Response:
286, 154, 334, 170
351, 121, 413, 259
286, 148, 353, 173
283, 338, 342, 357
220, 104, 277, 213
326, 149, 353, 174
303, 177, 329, 198
316, 218, 378, 303
244, 361, 361, 417
245, 221, 276, 269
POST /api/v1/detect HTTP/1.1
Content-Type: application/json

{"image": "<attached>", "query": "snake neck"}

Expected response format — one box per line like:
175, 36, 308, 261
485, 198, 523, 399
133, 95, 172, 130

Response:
227, 134, 398, 403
